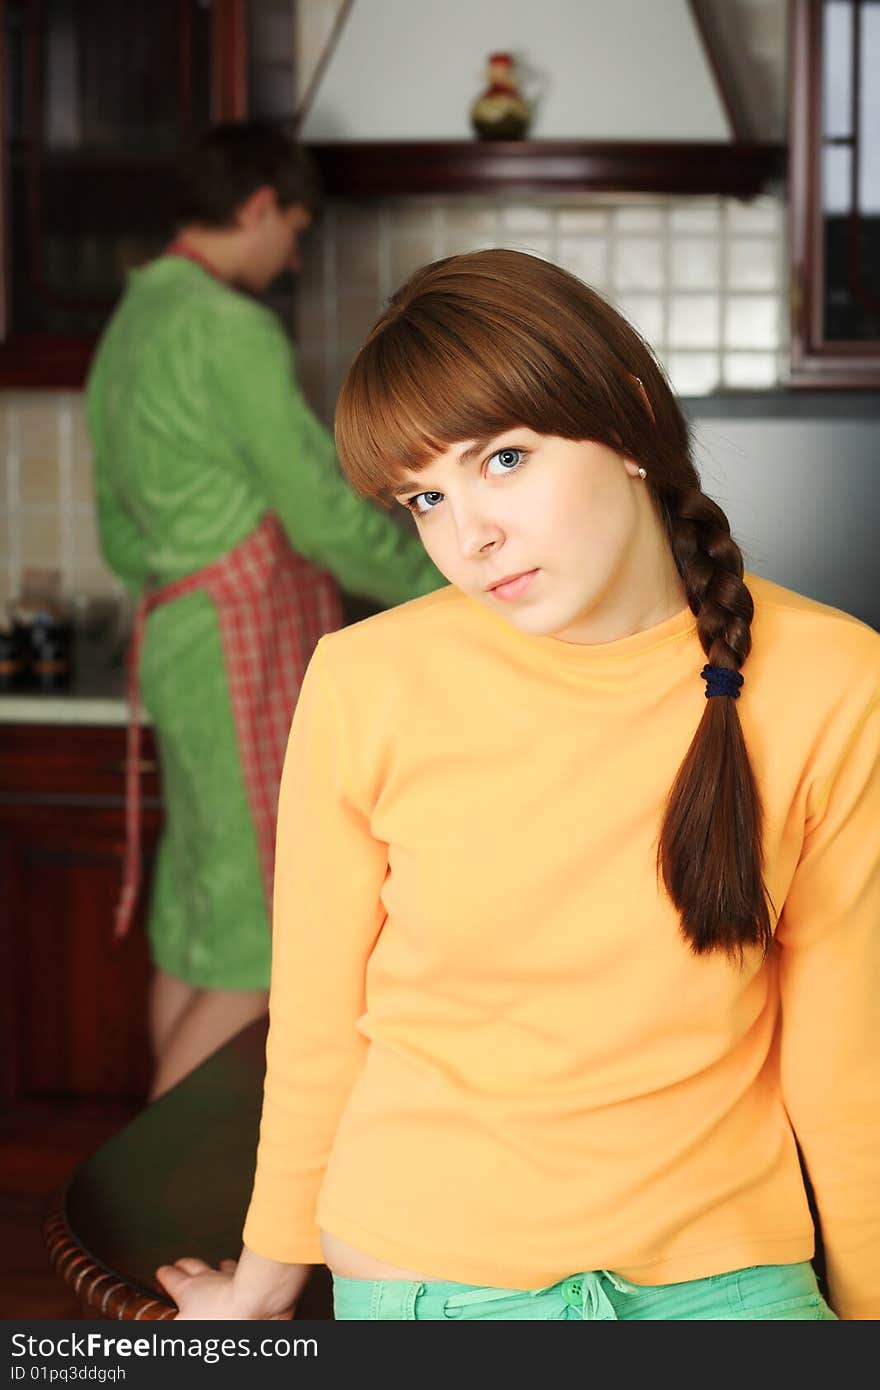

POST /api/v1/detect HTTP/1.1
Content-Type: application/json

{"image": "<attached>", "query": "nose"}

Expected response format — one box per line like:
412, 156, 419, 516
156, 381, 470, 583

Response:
452, 500, 504, 560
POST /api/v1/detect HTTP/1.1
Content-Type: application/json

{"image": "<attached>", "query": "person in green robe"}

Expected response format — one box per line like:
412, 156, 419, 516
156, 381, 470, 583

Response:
86, 122, 441, 1100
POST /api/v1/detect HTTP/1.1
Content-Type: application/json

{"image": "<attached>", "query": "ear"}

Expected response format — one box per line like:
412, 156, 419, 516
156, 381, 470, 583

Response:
236, 185, 277, 230
622, 456, 645, 478
288, 201, 313, 234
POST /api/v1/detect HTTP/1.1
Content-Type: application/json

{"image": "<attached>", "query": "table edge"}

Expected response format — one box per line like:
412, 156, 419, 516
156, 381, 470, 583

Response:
43, 1179, 177, 1321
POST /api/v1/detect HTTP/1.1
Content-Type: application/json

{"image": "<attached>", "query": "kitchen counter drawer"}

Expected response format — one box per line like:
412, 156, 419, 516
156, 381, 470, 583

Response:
0, 723, 160, 803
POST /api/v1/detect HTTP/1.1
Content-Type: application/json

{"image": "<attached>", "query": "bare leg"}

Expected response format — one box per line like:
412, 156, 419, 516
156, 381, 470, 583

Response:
150, 969, 199, 1063
149, 986, 269, 1101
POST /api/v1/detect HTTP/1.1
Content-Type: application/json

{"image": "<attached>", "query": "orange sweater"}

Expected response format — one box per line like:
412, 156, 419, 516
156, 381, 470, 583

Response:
242, 573, 880, 1319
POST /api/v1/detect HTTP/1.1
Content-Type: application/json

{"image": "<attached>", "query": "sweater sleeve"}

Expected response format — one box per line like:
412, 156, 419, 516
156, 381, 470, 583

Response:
211, 308, 443, 607
242, 639, 387, 1262
775, 689, 880, 1321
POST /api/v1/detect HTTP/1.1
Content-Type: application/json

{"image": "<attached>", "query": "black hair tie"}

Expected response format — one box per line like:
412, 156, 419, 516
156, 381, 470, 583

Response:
701, 664, 744, 699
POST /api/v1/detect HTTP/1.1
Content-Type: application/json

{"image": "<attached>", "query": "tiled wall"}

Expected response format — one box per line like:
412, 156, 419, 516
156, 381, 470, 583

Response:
0, 190, 787, 605
0, 391, 107, 608
296, 192, 787, 427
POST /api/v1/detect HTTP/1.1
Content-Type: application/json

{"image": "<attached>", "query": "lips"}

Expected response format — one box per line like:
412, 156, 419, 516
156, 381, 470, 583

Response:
486, 569, 538, 601
486, 569, 534, 592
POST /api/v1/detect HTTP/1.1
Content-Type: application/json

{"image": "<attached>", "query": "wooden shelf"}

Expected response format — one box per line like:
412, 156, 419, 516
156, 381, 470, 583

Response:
0, 335, 98, 390
0, 139, 787, 388
308, 140, 786, 200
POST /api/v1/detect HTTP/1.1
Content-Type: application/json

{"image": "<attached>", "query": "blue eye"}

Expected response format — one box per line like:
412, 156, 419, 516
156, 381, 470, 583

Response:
486, 447, 526, 475
407, 490, 444, 516
402, 444, 528, 515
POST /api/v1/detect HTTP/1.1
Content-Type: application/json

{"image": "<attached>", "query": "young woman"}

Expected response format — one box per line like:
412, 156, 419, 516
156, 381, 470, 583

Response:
158, 249, 879, 1320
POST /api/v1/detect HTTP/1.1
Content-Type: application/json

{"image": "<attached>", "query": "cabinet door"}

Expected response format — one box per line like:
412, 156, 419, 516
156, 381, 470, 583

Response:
789, 0, 880, 384
1, 0, 215, 343
0, 0, 261, 385
1, 810, 155, 1105
0, 724, 160, 1108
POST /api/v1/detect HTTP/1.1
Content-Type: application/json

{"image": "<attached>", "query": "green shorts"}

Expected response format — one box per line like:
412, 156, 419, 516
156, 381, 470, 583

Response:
332, 1260, 837, 1321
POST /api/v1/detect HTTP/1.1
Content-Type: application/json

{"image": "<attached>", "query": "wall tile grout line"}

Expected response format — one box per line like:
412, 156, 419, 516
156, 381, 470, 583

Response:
431, 206, 446, 263
659, 199, 673, 371
378, 203, 394, 309
717, 198, 728, 388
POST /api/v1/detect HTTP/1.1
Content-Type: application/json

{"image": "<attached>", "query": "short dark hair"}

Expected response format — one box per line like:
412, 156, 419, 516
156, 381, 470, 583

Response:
176, 121, 323, 226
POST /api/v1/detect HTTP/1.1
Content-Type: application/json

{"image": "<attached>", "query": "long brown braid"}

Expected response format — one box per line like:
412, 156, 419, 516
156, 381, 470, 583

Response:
656, 483, 774, 959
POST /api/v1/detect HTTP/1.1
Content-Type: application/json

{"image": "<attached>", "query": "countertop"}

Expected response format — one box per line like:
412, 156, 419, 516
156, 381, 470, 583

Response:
0, 593, 384, 728
0, 647, 135, 726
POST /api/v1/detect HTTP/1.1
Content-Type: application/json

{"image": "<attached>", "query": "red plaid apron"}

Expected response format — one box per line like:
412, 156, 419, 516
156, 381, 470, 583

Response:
114, 512, 344, 940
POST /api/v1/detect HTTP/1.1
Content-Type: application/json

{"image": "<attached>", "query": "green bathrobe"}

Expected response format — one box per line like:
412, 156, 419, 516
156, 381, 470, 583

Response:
86, 257, 440, 990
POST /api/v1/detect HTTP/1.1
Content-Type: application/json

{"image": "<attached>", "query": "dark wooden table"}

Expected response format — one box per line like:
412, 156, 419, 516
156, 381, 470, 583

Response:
43, 1018, 333, 1319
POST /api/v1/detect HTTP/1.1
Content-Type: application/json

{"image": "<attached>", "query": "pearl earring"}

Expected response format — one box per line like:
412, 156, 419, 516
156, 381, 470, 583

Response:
637, 467, 647, 480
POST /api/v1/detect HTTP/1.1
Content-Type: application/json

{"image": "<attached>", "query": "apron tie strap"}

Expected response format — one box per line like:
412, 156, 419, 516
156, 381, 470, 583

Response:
114, 593, 152, 941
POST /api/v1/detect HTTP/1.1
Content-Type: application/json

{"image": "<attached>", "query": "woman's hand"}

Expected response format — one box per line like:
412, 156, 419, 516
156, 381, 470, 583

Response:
156, 1250, 310, 1320
156, 1257, 268, 1320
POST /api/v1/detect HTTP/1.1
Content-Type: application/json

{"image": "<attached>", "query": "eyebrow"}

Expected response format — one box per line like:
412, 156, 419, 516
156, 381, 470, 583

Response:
392, 434, 504, 498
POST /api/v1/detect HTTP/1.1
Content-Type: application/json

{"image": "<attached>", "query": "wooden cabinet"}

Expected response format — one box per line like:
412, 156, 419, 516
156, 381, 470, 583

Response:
0, 0, 295, 387
789, 0, 880, 385
0, 723, 161, 1110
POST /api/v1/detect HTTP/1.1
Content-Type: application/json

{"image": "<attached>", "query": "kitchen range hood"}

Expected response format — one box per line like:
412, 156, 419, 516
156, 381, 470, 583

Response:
298, 0, 784, 198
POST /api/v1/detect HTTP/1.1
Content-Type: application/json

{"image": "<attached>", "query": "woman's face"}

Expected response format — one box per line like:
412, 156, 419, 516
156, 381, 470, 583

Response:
394, 427, 677, 644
